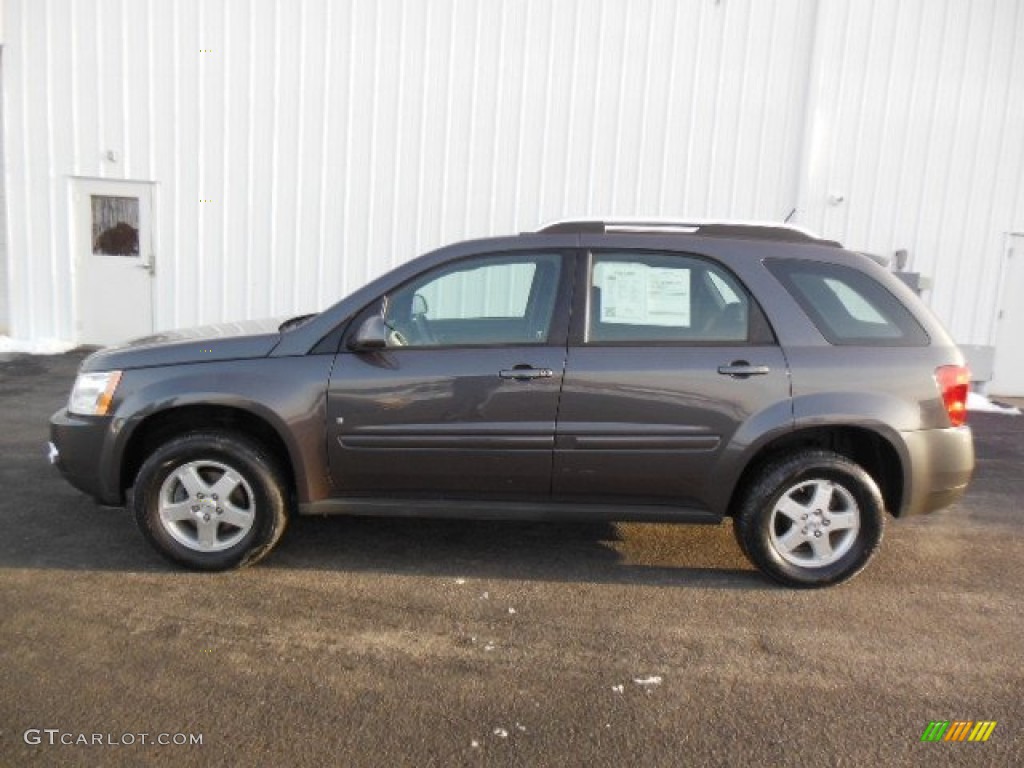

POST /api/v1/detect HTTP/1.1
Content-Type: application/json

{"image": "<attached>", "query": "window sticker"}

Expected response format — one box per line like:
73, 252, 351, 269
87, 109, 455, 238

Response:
596, 262, 691, 327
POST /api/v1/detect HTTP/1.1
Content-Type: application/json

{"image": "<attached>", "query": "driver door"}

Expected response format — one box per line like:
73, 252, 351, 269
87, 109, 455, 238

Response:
326, 251, 573, 498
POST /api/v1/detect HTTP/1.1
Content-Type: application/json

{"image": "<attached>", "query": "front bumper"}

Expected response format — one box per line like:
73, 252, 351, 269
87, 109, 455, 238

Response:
899, 425, 974, 516
49, 408, 122, 505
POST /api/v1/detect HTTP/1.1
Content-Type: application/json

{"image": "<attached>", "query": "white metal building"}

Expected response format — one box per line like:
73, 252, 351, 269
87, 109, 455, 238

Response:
1, 0, 1023, 392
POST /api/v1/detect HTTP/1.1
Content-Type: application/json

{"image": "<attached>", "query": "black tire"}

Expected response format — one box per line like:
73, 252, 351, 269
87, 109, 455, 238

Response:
731, 514, 751, 561
735, 450, 885, 588
132, 431, 289, 570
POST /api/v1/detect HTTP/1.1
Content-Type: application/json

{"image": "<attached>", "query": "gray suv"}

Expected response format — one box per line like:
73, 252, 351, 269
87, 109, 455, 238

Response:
49, 220, 974, 587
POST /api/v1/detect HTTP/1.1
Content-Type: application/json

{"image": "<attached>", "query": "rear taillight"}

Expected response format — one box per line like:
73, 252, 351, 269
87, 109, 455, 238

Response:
935, 365, 970, 427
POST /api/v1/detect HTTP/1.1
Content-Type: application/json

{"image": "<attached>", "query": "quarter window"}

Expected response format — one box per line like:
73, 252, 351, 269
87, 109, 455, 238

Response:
766, 259, 929, 346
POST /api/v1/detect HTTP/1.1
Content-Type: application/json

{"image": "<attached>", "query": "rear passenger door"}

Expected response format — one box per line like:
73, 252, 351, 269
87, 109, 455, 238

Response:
552, 250, 791, 506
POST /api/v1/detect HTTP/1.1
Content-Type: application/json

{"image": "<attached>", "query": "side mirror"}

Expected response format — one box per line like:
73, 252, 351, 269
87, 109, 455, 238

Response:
348, 314, 389, 351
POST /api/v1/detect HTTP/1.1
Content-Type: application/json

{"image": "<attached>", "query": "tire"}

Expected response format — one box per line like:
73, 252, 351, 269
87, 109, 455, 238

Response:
132, 431, 289, 570
731, 514, 751, 561
735, 450, 885, 588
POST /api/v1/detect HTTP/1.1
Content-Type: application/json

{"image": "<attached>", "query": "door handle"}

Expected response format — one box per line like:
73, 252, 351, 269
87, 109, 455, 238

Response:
717, 361, 771, 378
499, 366, 554, 381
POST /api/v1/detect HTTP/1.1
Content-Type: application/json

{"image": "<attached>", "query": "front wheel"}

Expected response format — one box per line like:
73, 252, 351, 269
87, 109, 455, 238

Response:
132, 432, 289, 570
735, 450, 885, 588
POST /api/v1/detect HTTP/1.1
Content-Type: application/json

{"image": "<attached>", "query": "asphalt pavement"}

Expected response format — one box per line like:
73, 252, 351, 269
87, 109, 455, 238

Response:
1, 350, 1021, 767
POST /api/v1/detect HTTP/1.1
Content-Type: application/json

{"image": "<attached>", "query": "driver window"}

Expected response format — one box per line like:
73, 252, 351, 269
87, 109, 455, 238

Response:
383, 253, 562, 347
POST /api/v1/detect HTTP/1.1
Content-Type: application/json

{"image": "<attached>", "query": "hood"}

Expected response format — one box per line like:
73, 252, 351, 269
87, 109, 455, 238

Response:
80, 318, 287, 372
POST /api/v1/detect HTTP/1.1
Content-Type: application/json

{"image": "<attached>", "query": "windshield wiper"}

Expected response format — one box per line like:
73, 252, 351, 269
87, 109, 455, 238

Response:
278, 314, 315, 332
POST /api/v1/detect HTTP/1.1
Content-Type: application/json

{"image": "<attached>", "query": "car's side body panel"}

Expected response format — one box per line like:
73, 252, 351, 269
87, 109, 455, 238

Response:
326, 345, 568, 496
782, 347, 974, 517
299, 496, 723, 523
552, 344, 792, 511
698, 398, 801, 515
57, 356, 336, 506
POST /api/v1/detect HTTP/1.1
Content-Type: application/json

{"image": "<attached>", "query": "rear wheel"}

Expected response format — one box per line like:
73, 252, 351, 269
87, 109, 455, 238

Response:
132, 432, 289, 570
735, 450, 884, 588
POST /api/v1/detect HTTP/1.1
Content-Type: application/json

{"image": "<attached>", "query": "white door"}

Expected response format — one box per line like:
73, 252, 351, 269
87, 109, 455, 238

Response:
990, 234, 1024, 396
74, 180, 155, 345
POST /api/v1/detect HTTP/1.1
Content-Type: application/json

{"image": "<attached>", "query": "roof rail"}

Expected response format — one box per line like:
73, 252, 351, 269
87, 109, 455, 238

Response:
535, 218, 839, 246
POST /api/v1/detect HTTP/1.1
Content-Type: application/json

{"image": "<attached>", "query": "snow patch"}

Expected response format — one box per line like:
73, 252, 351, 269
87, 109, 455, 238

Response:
967, 392, 1021, 415
633, 675, 663, 686
493, 728, 509, 739
611, 684, 624, 694
0, 336, 77, 356
507, 607, 517, 615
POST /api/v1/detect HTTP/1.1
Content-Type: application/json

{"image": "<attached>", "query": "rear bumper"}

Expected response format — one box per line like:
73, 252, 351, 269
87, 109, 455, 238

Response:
49, 408, 123, 505
899, 425, 974, 516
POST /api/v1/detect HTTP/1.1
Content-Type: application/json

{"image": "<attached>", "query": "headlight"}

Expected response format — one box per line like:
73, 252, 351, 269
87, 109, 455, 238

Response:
68, 371, 123, 416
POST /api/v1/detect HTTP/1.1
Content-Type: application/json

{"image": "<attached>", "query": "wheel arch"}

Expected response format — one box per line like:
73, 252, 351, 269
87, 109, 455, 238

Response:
726, 424, 908, 519
119, 402, 299, 504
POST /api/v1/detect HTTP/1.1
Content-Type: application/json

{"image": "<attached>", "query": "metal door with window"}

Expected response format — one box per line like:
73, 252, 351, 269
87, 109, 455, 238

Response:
74, 179, 155, 345
990, 234, 1024, 396
327, 251, 572, 497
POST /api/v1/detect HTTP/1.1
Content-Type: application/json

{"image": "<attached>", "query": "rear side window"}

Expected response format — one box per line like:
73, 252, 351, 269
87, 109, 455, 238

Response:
587, 251, 772, 344
766, 259, 929, 346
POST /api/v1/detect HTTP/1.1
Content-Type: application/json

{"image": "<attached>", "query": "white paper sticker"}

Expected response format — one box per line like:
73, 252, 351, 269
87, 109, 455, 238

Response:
596, 262, 691, 327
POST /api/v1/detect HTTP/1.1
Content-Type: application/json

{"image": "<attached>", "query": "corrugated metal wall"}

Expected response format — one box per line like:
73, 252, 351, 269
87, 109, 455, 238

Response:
2, 0, 817, 339
796, 0, 1024, 347
2, 0, 1022, 357
0, 49, 8, 334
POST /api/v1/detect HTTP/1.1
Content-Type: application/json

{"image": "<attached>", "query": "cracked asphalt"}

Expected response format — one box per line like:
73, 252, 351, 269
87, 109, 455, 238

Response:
1, 350, 1021, 766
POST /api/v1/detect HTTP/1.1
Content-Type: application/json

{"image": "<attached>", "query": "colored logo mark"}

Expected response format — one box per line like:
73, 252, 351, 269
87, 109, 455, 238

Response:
920, 720, 996, 742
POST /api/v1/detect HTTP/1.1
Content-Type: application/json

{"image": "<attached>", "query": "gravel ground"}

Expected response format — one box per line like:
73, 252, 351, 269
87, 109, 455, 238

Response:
1, 350, 1021, 767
